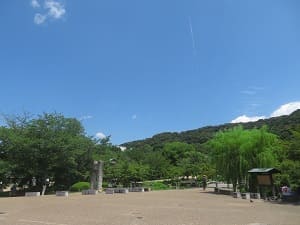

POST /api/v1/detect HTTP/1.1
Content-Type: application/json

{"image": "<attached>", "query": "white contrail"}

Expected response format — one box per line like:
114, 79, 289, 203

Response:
188, 16, 196, 55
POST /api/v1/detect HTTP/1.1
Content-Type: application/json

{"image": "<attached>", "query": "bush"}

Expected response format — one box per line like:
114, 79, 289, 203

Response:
102, 181, 108, 188
143, 181, 170, 190
69, 182, 90, 192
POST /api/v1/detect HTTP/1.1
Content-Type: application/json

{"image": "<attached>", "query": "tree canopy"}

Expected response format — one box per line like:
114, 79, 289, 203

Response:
0, 113, 94, 190
0, 111, 299, 192
208, 126, 280, 191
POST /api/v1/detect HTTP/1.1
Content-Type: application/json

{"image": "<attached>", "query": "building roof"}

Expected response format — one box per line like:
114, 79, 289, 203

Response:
248, 168, 280, 174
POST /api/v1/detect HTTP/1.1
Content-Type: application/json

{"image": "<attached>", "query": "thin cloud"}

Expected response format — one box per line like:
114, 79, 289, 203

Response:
241, 86, 265, 95
241, 90, 256, 95
31, 0, 40, 8
188, 16, 196, 55
34, 13, 46, 24
31, 0, 66, 25
231, 115, 266, 123
231, 101, 300, 123
45, 0, 66, 19
132, 114, 137, 120
117, 146, 127, 151
95, 132, 106, 139
250, 86, 265, 91
79, 115, 93, 121
250, 103, 260, 107
271, 102, 300, 117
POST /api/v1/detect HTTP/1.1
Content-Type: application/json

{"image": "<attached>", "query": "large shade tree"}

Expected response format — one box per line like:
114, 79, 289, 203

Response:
0, 113, 94, 190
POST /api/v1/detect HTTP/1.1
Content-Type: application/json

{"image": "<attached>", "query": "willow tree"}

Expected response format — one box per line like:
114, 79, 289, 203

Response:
209, 126, 280, 191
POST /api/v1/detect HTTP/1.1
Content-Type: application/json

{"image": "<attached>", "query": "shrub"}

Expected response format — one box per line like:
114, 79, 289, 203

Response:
69, 182, 90, 192
143, 181, 170, 190
102, 181, 108, 188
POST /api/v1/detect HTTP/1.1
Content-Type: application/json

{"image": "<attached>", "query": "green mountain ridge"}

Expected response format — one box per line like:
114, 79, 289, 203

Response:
123, 109, 300, 148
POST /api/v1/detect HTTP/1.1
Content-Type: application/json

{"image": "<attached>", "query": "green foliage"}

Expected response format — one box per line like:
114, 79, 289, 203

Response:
143, 181, 170, 190
70, 182, 90, 192
124, 110, 300, 149
0, 160, 12, 186
0, 112, 94, 189
287, 128, 300, 161
162, 142, 211, 177
143, 152, 171, 180
104, 160, 150, 187
208, 126, 280, 191
1, 110, 300, 191
163, 142, 195, 165
274, 126, 300, 191
278, 160, 300, 191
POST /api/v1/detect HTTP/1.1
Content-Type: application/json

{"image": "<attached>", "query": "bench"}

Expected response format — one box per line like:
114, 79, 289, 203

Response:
82, 189, 98, 195
56, 191, 69, 197
232, 192, 241, 198
241, 192, 250, 200
114, 188, 129, 194
105, 188, 114, 194
25, 192, 40, 197
215, 187, 233, 195
129, 187, 145, 192
250, 192, 261, 199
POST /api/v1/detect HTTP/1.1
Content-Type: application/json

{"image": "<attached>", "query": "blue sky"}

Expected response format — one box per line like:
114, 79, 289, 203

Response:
1, 0, 300, 144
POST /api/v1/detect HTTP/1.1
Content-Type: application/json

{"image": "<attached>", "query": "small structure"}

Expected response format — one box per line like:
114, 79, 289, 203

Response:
114, 188, 129, 194
25, 192, 40, 197
56, 191, 69, 197
90, 161, 103, 191
90, 159, 116, 192
129, 182, 145, 192
105, 188, 114, 194
82, 189, 98, 195
248, 168, 280, 198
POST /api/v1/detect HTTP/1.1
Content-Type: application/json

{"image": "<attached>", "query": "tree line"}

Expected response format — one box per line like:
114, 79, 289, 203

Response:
0, 112, 299, 193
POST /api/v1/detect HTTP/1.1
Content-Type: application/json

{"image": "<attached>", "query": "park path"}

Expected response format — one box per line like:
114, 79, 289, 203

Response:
0, 188, 299, 225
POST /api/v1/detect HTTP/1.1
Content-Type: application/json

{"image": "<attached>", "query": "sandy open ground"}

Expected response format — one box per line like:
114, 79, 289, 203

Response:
0, 188, 299, 225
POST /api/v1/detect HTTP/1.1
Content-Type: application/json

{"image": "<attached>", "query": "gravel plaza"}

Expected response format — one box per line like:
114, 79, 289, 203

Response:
0, 188, 299, 225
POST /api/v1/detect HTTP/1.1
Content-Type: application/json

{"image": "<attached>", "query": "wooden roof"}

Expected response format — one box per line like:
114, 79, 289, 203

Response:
248, 168, 280, 174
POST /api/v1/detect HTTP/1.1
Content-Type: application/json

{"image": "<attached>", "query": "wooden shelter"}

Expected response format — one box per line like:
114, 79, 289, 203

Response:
248, 168, 280, 197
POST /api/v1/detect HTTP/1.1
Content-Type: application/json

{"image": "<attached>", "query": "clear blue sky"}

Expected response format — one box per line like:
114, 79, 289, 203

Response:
1, 0, 300, 144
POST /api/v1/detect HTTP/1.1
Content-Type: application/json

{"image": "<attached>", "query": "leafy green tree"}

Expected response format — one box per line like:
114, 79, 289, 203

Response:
277, 127, 300, 191
162, 142, 195, 165
0, 160, 11, 187
125, 162, 150, 185
287, 129, 300, 161
0, 113, 94, 190
124, 144, 153, 163
144, 152, 171, 179
278, 160, 300, 190
209, 126, 280, 191
177, 151, 207, 177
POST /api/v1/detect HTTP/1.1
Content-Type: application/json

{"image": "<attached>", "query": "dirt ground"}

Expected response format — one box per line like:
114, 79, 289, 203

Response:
0, 188, 299, 225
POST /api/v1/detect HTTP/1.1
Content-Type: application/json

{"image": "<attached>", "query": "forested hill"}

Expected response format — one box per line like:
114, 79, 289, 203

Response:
123, 109, 300, 149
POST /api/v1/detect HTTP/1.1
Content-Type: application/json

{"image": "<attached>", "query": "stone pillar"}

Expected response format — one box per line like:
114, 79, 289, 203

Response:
90, 161, 103, 191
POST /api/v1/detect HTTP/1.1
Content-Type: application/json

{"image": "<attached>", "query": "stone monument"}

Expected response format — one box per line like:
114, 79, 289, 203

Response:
90, 160, 103, 191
